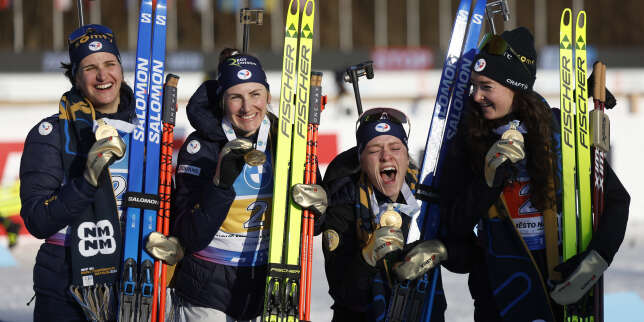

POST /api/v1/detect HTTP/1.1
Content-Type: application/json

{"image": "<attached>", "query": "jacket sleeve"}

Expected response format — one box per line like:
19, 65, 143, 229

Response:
171, 135, 235, 254
438, 131, 501, 273
321, 177, 379, 309
587, 163, 630, 265
19, 118, 97, 239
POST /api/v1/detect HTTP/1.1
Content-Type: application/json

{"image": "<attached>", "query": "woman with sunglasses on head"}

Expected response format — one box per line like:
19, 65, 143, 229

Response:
440, 27, 630, 321
321, 107, 457, 321
168, 49, 326, 321
20, 25, 135, 321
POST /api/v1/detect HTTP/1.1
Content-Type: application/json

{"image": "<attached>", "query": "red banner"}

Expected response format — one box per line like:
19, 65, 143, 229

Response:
0, 0, 11, 11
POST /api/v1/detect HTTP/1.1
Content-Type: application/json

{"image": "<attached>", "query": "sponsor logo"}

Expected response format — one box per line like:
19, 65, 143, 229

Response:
506, 78, 529, 90
186, 140, 201, 154
77, 220, 117, 257
38, 121, 53, 135
237, 69, 252, 80
226, 57, 258, 67
88, 41, 103, 51
520, 55, 536, 65
177, 164, 201, 176
374, 122, 390, 133
243, 161, 272, 190
474, 58, 486, 72
127, 195, 160, 206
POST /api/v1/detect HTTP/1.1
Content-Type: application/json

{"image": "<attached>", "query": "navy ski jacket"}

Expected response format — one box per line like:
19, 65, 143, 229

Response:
19, 87, 135, 321
321, 147, 469, 322
439, 108, 630, 322
171, 80, 324, 319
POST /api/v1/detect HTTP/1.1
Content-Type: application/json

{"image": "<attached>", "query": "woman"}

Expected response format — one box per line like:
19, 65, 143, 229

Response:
440, 27, 630, 321
321, 107, 453, 321
20, 24, 133, 321
170, 49, 324, 321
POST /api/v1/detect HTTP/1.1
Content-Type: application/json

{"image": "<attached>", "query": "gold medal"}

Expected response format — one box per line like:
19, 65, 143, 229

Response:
323, 229, 340, 252
95, 119, 118, 140
244, 149, 266, 166
379, 204, 402, 228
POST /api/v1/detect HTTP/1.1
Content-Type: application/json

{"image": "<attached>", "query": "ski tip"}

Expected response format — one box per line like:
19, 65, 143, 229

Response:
304, 0, 315, 16
288, 0, 300, 15
576, 11, 586, 28
561, 8, 572, 25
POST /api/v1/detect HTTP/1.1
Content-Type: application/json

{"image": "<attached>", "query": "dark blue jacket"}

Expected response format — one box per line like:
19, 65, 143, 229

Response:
321, 147, 451, 322
19, 87, 135, 321
440, 108, 630, 322
171, 80, 278, 319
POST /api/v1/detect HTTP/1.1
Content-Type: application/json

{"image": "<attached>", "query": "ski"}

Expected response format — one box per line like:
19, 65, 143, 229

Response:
575, 10, 592, 263
139, 0, 167, 320
119, 0, 167, 321
263, 0, 316, 321
416, 0, 471, 240
388, 1, 485, 321
284, 1, 315, 320
119, 0, 154, 319
263, 0, 300, 319
559, 7, 576, 269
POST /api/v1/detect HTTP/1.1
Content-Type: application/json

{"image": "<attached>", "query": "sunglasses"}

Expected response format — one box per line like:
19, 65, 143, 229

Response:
478, 33, 532, 78
356, 107, 410, 136
68, 24, 114, 45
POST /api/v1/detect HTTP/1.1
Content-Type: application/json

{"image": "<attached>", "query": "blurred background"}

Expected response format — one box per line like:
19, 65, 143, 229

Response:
0, 0, 642, 321
1, 0, 644, 70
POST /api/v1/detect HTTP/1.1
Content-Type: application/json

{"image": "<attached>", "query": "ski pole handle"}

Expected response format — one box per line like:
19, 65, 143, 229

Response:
599, 63, 606, 104
593, 62, 603, 102
240, 8, 264, 53
344, 61, 374, 115
485, 0, 510, 34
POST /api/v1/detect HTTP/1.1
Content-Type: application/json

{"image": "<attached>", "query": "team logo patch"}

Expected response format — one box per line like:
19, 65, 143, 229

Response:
186, 140, 201, 154
38, 121, 53, 135
323, 229, 340, 252
374, 122, 390, 133
474, 58, 486, 72
88, 41, 103, 51
237, 69, 252, 80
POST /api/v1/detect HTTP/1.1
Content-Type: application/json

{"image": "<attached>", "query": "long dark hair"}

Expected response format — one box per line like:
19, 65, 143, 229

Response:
464, 90, 557, 210
61, 62, 75, 86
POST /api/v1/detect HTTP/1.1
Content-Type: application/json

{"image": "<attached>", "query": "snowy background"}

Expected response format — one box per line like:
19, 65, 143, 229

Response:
0, 69, 642, 321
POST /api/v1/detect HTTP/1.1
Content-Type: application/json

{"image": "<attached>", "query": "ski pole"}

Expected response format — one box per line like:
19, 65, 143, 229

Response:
240, 8, 264, 53
590, 61, 607, 322
299, 71, 326, 321
344, 61, 374, 115
484, 0, 509, 34
151, 73, 179, 322
76, 0, 85, 27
